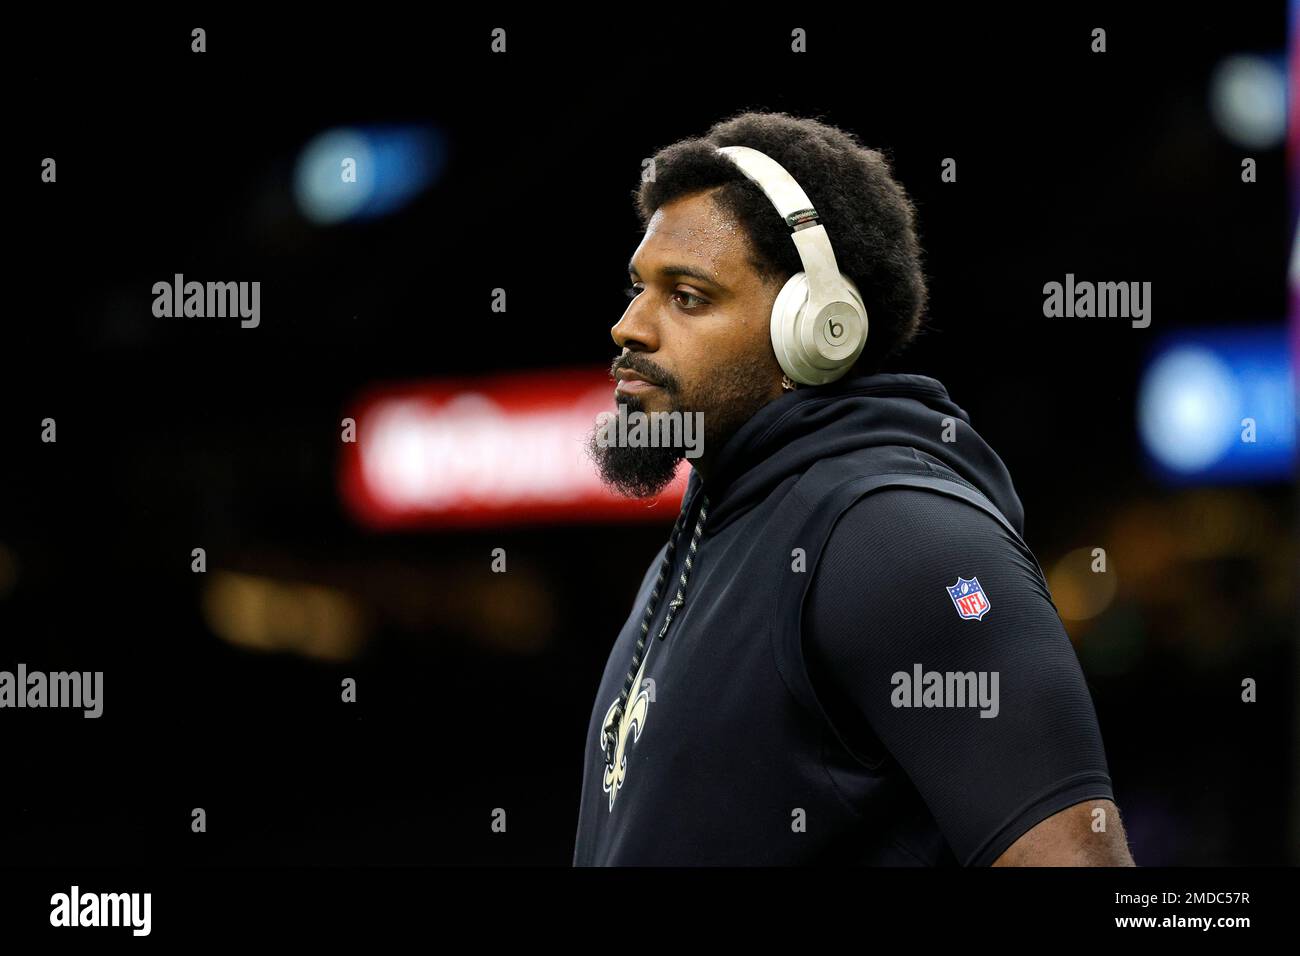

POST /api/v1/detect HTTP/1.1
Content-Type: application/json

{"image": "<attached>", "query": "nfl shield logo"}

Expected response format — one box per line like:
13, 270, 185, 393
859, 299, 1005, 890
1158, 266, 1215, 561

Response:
946, 576, 991, 621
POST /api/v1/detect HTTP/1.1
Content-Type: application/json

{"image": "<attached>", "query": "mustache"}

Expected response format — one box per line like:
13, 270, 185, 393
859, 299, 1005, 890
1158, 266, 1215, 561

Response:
609, 354, 678, 393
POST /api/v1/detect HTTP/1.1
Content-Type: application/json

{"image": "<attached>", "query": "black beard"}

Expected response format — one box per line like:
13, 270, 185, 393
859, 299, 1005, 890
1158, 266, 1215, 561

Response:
585, 395, 684, 499
589, 346, 780, 498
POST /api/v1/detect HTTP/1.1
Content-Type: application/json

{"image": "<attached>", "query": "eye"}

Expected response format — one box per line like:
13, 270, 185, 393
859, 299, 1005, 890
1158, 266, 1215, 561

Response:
622, 285, 707, 309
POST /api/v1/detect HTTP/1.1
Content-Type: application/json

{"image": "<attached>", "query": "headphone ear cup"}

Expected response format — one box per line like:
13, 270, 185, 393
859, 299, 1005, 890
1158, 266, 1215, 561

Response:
770, 272, 869, 386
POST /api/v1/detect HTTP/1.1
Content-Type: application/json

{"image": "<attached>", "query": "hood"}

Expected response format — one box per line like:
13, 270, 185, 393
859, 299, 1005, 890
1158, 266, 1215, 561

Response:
688, 372, 1025, 534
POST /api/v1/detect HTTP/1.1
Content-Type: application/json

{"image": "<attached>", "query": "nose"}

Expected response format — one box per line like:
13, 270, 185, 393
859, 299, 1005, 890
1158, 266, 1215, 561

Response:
611, 292, 660, 354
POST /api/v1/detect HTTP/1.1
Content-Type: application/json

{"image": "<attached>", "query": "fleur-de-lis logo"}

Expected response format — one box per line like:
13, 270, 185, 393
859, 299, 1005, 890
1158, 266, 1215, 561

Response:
600, 652, 653, 812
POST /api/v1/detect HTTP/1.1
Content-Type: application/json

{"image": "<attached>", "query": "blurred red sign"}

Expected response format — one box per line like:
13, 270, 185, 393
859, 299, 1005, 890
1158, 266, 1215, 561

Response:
339, 368, 688, 529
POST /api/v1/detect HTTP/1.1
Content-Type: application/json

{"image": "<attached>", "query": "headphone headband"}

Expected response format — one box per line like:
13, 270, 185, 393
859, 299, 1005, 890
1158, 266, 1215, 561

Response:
715, 145, 821, 226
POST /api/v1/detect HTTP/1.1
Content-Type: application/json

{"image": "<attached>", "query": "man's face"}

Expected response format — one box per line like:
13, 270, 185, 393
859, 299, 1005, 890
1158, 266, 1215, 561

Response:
587, 188, 787, 497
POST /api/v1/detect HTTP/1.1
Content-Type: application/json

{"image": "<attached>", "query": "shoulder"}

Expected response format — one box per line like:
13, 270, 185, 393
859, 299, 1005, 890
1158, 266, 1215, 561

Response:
819, 485, 1036, 583
805, 486, 1059, 661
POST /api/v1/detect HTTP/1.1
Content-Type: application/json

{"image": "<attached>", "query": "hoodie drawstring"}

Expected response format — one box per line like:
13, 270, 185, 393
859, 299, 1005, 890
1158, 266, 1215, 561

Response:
601, 494, 710, 770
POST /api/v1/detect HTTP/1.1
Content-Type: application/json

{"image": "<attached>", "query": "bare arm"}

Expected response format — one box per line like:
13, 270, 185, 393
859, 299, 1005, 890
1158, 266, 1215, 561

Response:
992, 798, 1135, 866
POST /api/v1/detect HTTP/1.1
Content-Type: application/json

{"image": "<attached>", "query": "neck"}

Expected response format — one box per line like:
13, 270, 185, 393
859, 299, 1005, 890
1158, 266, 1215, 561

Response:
690, 383, 791, 490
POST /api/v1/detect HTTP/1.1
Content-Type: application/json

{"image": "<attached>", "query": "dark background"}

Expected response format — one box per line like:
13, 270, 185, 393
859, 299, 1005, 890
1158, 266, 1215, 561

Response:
4, 8, 1295, 865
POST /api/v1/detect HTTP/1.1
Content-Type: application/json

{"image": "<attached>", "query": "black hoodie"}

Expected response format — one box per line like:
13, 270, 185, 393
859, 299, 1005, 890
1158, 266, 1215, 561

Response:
573, 372, 1114, 865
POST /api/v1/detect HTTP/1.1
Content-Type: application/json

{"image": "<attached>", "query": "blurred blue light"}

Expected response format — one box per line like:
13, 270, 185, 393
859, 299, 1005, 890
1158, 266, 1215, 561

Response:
294, 125, 444, 225
1209, 54, 1288, 150
1138, 327, 1296, 483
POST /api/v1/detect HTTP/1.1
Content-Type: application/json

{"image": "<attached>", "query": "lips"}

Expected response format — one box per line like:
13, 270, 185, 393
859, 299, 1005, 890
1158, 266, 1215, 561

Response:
614, 368, 662, 396
615, 369, 660, 387
615, 379, 658, 396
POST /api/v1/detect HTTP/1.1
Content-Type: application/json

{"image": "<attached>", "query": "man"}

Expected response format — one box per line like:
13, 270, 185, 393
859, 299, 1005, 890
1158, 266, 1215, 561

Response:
575, 111, 1133, 866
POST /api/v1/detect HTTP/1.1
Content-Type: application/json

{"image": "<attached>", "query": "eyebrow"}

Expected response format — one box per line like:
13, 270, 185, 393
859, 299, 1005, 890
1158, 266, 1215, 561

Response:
627, 258, 726, 291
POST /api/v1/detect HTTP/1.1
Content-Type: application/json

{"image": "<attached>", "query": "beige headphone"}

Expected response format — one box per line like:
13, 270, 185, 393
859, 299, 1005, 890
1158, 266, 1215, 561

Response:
716, 145, 869, 385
